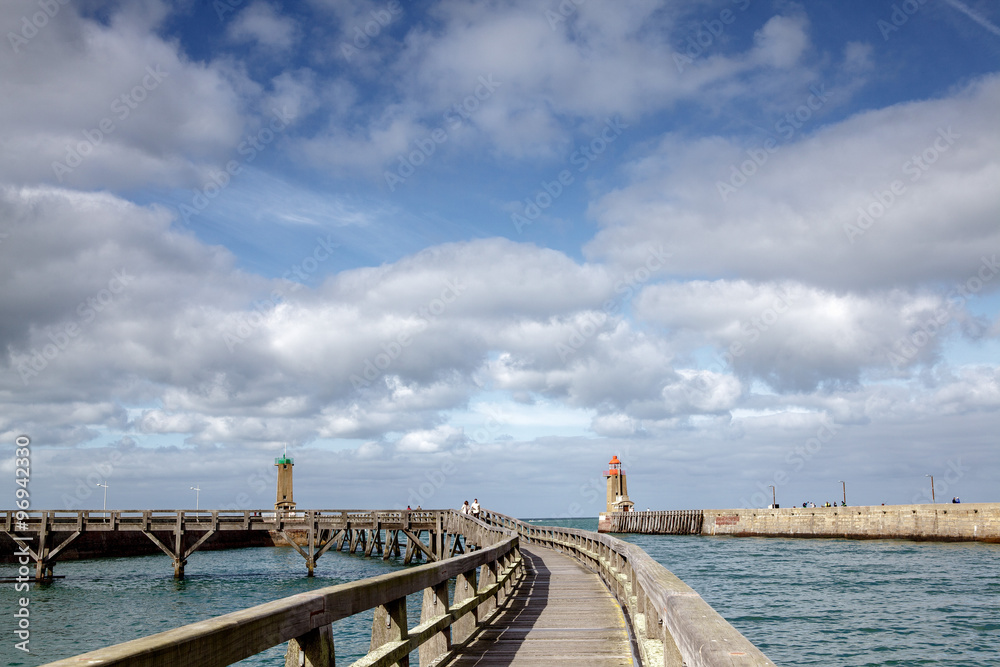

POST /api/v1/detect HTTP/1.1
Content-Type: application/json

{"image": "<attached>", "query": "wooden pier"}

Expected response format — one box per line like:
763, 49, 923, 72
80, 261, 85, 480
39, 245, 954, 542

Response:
25, 509, 773, 667
2, 509, 471, 580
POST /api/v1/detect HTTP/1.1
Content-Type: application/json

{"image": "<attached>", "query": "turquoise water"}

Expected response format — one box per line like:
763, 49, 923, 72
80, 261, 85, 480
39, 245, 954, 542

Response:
2, 546, 426, 666
538, 518, 1000, 666
3, 522, 999, 666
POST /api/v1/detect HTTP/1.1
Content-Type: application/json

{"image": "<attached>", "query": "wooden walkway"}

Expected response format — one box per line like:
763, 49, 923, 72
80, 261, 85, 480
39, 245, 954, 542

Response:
440, 544, 636, 666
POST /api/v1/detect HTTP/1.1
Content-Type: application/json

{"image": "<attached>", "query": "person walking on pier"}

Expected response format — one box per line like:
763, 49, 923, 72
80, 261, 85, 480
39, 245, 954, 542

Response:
460, 500, 470, 514
470, 498, 481, 518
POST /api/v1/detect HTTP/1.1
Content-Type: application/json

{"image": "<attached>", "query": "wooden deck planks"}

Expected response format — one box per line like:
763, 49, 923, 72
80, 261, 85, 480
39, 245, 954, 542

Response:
440, 545, 635, 666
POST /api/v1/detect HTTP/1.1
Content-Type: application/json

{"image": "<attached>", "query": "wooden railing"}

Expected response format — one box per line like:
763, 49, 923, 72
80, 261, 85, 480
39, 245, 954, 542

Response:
40, 511, 522, 667
478, 510, 774, 667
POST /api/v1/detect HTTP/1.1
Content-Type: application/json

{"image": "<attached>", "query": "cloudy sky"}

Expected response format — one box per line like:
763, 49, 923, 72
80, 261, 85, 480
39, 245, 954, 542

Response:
2, 0, 998, 516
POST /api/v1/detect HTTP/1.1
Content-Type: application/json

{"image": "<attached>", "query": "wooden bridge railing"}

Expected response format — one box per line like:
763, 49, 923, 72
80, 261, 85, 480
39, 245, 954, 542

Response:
40, 511, 522, 667
477, 510, 774, 667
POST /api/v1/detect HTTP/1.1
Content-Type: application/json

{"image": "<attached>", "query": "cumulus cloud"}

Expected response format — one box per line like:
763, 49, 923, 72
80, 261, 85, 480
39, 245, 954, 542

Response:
228, 2, 299, 52
634, 279, 980, 391
585, 74, 1000, 292
0, 0, 246, 190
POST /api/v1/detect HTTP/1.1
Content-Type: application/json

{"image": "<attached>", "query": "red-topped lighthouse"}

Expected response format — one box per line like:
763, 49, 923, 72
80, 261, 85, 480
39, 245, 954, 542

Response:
599, 455, 634, 532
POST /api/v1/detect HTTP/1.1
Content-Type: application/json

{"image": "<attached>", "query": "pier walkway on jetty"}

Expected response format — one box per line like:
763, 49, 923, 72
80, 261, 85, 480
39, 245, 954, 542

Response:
9, 508, 773, 667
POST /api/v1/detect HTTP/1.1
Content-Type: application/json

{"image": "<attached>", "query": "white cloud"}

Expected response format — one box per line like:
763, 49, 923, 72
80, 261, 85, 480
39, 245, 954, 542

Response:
585, 74, 1000, 291
0, 1, 246, 190
228, 2, 299, 52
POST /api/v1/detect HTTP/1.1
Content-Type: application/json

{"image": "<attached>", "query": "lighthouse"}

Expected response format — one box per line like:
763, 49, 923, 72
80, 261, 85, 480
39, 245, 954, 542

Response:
598, 455, 634, 532
274, 447, 296, 512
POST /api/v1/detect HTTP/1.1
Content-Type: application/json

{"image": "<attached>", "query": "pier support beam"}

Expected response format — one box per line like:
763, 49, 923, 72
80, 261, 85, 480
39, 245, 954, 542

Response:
285, 623, 335, 667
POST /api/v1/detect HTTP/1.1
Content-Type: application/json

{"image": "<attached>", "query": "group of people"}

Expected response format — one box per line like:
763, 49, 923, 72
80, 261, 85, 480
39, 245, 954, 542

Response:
460, 498, 481, 518
801, 501, 847, 507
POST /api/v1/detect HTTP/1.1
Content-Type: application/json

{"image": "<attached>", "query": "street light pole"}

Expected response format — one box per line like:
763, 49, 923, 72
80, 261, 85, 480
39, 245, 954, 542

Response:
839, 480, 846, 506
925, 474, 935, 503
97, 481, 109, 511
190, 485, 201, 512
768, 485, 776, 508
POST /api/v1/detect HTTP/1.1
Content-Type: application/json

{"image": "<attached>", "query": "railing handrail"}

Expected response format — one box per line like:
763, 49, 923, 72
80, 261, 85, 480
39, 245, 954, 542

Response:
40, 510, 521, 667
477, 510, 774, 667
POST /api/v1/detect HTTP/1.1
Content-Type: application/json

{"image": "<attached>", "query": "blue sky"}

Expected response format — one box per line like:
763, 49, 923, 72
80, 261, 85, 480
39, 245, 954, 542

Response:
2, 0, 999, 516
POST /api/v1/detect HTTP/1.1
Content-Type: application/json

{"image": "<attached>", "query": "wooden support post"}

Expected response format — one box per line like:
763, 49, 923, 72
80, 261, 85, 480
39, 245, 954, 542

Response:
370, 597, 408, 667
476, 560, 498, 622
383, 530, 397, 561
403, 536, 415, 565
451, 567, 478, 645
35, 513, 49, 581
173, 512, 186, 579
418, 582, 450, 665
285, 624, 335, 667
307, 524, 316, 577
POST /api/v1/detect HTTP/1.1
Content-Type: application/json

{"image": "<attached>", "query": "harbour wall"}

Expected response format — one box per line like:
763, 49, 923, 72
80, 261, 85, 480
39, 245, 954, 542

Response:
601, 503, 1000, 542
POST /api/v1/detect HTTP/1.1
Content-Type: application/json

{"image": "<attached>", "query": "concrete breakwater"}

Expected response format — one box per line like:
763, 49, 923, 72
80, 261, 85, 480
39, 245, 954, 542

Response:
601, 503, 1000, 542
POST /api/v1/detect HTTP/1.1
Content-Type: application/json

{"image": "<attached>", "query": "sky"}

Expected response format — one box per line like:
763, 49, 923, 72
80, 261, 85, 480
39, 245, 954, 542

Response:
2, 0, 999, 517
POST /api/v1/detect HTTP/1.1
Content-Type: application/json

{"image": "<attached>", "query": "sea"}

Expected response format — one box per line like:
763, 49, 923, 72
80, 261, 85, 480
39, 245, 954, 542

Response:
3, 517, 998, 666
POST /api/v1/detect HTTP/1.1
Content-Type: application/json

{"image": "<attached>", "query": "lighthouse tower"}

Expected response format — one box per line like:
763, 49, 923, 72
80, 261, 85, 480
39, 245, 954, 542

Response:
598, 455, 634, 532
274, 447, 296, 512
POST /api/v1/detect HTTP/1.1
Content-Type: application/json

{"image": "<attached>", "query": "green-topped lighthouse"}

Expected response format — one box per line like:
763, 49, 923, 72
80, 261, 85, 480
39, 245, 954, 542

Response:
275, 446, 295, 512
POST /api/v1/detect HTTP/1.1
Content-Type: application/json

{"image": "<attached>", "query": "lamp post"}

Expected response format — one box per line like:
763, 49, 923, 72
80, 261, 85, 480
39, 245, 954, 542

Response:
97, 481, 109, 511
768, 485, 776, 508
190, 484, 201, 512
839, 480, 847, 506
925, 474, 935, 503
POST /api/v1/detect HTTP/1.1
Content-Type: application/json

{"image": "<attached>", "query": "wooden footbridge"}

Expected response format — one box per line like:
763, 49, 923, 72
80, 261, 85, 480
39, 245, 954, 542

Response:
7, 509, 774, 667
3, 509, 464, 579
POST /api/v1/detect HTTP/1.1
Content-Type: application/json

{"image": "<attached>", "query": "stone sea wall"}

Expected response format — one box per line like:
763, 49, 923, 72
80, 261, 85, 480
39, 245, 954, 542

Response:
702, 503, 1000, 542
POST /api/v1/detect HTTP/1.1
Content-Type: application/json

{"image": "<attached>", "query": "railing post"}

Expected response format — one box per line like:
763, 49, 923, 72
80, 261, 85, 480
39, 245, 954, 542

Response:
285, 624, 335, 667
371, 597, 408, 667
452, 567, 478, 644
477, 559, 498, 621
418, 582, 450, 665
